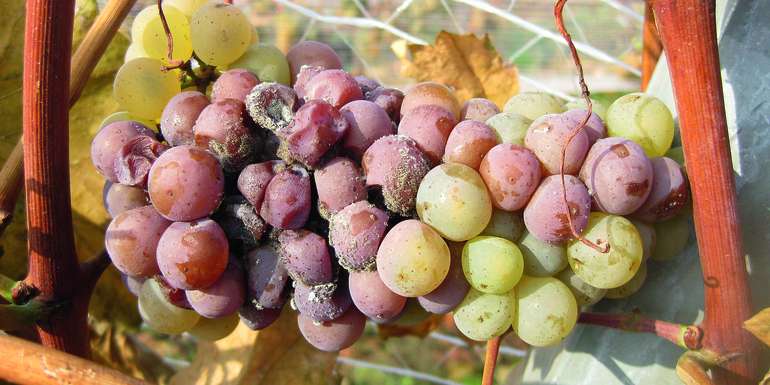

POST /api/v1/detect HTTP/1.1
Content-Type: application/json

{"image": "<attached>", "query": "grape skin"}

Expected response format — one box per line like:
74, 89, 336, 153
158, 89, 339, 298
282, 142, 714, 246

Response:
524, 113, 590, 175
479, 144, 542, 211
113, 58, 181, 120
211, 69, 260, 103
523, 175, 591, 244
278, 230, 333, 286
191, 3, 252, 66
485, 112, 532, 145
481, 209, 524, 243
286, 41, 343, 84
189, 313, 239, 341
277, 100, 349, 168
443, 120, 499, 170
156, 219, 230, 290
160, 91, 209, 147
105, 205, 170, 278
513, 276, 577, 347
314, 157, 367, 219
302, 69, 364, 109
297, 308, 366, 352
606, 93, 675, 157
103, 181, 148, 218
555, 268, 606, 307
503, 92, 565, 121
632, 157, 690, 222
462, 236, 524, 294
461, 98, 500, 122
417, 241, 470, 314
367, 87, 404, 123
138, 278, 200, 334
565, 98, 607, 121
329, 201, 388, 272
186, 263, 246, 318
244, 245, 289, 310
453, 288, 514, 342
631, 219, 656, 262
398, 104, 457, 164
400, 82, 460, 120
91, 120, 155, 182
349, 270, 406, 323
340, 100, 395, 159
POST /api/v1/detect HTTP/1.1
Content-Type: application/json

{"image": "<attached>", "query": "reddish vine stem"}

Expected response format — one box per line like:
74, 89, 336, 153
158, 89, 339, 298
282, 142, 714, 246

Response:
553, 0, 608, 254
578, 312, 703, 350
157, 0, 184, 70
481, 336, 501, 385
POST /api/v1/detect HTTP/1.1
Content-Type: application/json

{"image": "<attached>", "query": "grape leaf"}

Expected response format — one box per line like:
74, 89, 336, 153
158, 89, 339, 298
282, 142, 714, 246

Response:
399, 31, 519, 109
744, 307, 770, 347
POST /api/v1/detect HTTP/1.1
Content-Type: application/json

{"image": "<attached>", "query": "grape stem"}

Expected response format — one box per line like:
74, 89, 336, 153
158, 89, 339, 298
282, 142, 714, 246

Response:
481, 336, 502, 385
578, 311, 703, 350
157, 0, 184, 70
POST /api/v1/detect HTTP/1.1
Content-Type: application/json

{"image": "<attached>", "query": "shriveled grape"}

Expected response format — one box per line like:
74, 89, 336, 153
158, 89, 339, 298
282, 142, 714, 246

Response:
329, 201, 388, 272
245, 82, 299, 133
302, 69, 363, 109
277, 100, 348, 168
193, 99, 258, 172
237, 161, 279, 211
244, 245, 289, 309
91, 120, 155, 182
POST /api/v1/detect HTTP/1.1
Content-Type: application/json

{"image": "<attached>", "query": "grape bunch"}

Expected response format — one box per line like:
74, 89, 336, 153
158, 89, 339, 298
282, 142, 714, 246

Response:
94, 0, 692, 351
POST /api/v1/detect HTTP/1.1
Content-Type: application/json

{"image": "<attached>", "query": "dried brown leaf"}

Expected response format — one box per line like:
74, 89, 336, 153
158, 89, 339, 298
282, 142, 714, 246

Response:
745, 307, 770, 347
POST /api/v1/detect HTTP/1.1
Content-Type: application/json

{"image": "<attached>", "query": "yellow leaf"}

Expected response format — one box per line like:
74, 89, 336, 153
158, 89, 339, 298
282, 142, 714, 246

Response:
744, 307, 770, 347
401, 31, 519, 108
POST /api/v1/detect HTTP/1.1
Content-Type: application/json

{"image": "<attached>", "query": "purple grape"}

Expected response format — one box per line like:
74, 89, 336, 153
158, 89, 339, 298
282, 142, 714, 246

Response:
160, 91, 209, 147
276, 100, 349, 168
286, 41, 343, 84
340, 100, 395, 159
524, 113, 590, 175
563, 108, 606, 145
479, 144, 542, 211
278, 230, 333, 285
314, 157, 367, 219
398, 104, 457, 164
244, 245, 289, 310
193, 99, 258, 172
632, 157, 689, 222
105, 205, 170, 278
103, 181, 148, 218
245, 82, 300, 133
580, 137, 653, 215
367, 87, 404, 123
91, 121, 155, 182
461, 98, 500, 122
293, 65, 325, 100
302, 69, 363, 109
211, 68, 260, 103
214, 196, 265, 249
329, 201, 388, 272
156, 219, 229, 290
443, 120, 499, 170
122, 274, 146, 297
292, 280, 352, 322
523, 175, 591, 244
260, 165, 311, 229
417, 241, 469, 314
114, 135, 168, 188
349, 270, 406, 323
354, 75, 380, 97
237, 161, 280, 211
239, 305, 282, 330
298, 307, 366, 352
186, 263, 246, 318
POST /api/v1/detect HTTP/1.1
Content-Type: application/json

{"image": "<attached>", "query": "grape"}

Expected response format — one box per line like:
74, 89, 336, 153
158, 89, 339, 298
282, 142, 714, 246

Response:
462, 236, 524, 294
481, 209, 524, 242
186, 263, 245, 318
329, 201, 388, 272
417, 241, 470, 314
189, 313, 239, 341
160, 91, 209, 147
138, 278, 200, 334
401, 82, 460, 120
113, 58, 181, 120
461, 98, 500, 122
293, 65, 325, 100
131, 5, 192, 65
605, 261, 648, 299
651, 214, 690, 261
229, 43, 291, 85
302, 69, 364, 109
165, 0, 208, 17
416, 163, 492, 241
213, 196, 265, 249
362, 135, 431, 216
632, 157, 689, 222
211, 69, 260, 103
239, 305, 282, 330
245, 83, 300, 134
579, 137, 653, 215
125, 43, 149, 62
297, 308, 366, 352
452, 288, 514, 341
147, 146, 224, 221
555, 268, 606, 307
563, 109, 606, 145
105, 206, 170, 278
260, 165, 311, 229
244, 245, 289, 309
393, 299, 433, 326
103, 181, 148, 218
606, 93, 675, 157
293, 281, 352, 322
156, 219, 229, 290
630, 220, 656, 262
286, 41, 343, 84
565, 98, 607, 121
193, 99, 258, 172
503, 92, 565, 120
276, 100, 349, 168
367, 87, 404, 123
666, 146, 685, 167
485, 112, 531, 145
114, 135, 168, 188
122, 274, 145, 297
523, 174, 591, 244
512, 276, 577, 347
398, 105, 457, 164
237, 161, 279, 211
314, 157, 367, 219
376, 219, 450, 297
100, 111, 156, 132
479, 144, 541, 211
191, 3, 252, 66
278, 230, 333, 285
566, 212, 643, 289
443, 120, 499, 169
518, 230, 567, 277
524, 113, 590, 175
154, 275, 193, 309
355, 76, 380, 97
340, 100, 395, 159
349, 270, 406, 322
91, 120, 155, 182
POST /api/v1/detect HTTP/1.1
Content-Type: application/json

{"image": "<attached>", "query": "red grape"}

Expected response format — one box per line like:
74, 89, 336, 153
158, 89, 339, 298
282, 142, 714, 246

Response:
91, 120, 155, 182
349, 270, 406, 323
293, 65, 325, 100
193, 98, 258, 172
297, 307, 366, 352
302, 69, 363, 109
329, 201, 388, 271
237, 161, 280, 211
276, 100, 349, 168
354, 75, 380, 97
314, 157, 367, 219
286, 41, 343, 84
367, 87, 404, 123
417, 241, 469, 314
105, 205, 170, 278
443, 120, 499, 169
239, 305, 282, 330
114, 135, 168, 188
160, 91, 209, 147
186, 263, 245, 318
211, 68, 260, 103
479, 144, 542, 211
398, 104, 457, 164
632, 157, 689, 222
292, 280, 352, 322
563, 108, 606, 145
260, 165, 311, 229
523, 175, 591, 244
244, 244, 289, 309
461, 98, 500, 122
278, 229, 333, 285
401, 82, 460, 120
340, 100, 395, 159
524, 113, 590, 175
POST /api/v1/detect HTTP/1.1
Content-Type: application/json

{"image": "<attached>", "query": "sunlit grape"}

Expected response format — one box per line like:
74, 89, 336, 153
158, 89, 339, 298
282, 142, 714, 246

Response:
191, 3, 252, 66
453, 288, 514, 341
513, 276, 577, 346
131, 4, 192, 65
462, 236, 524, 294
606, 93, 674, 157
138, 278, 199, 334
113, 58, 181, 120
503, 92, 565, 120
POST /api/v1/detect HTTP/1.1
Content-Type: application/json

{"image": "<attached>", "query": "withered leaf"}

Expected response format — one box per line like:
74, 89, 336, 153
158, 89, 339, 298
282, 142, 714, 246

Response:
744, 307, 770, 347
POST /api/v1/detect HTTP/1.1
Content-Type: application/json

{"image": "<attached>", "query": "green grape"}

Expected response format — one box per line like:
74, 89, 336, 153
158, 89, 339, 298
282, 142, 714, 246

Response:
606, 93, 675, 157
555, 268, 606, 307
125, 43, 149, 63
666, 146, 685, 168
99, 111, 157, 132
452, 288, 514, 341
485, 112, 531, 145
138, 279, 199, 334
416, 163, 492, 241
565, 98, 608, 121
605, 262, 647, 299
502, 92, 566, 120
165, 0, 209, 17
191, 3, 252, 66
462, 236, 524, 294
630, 220, 656, 262
518, 230, 567, 277
189, 313, 239, 341
131, 5, 192, 66
566, 212, 643, 289
652, 215, 691, 261
113, 58, 181, 120
393, 299, 433, 326
481, 209, 524, 242
229, 43, 291, 85
513, 276, 578, 346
